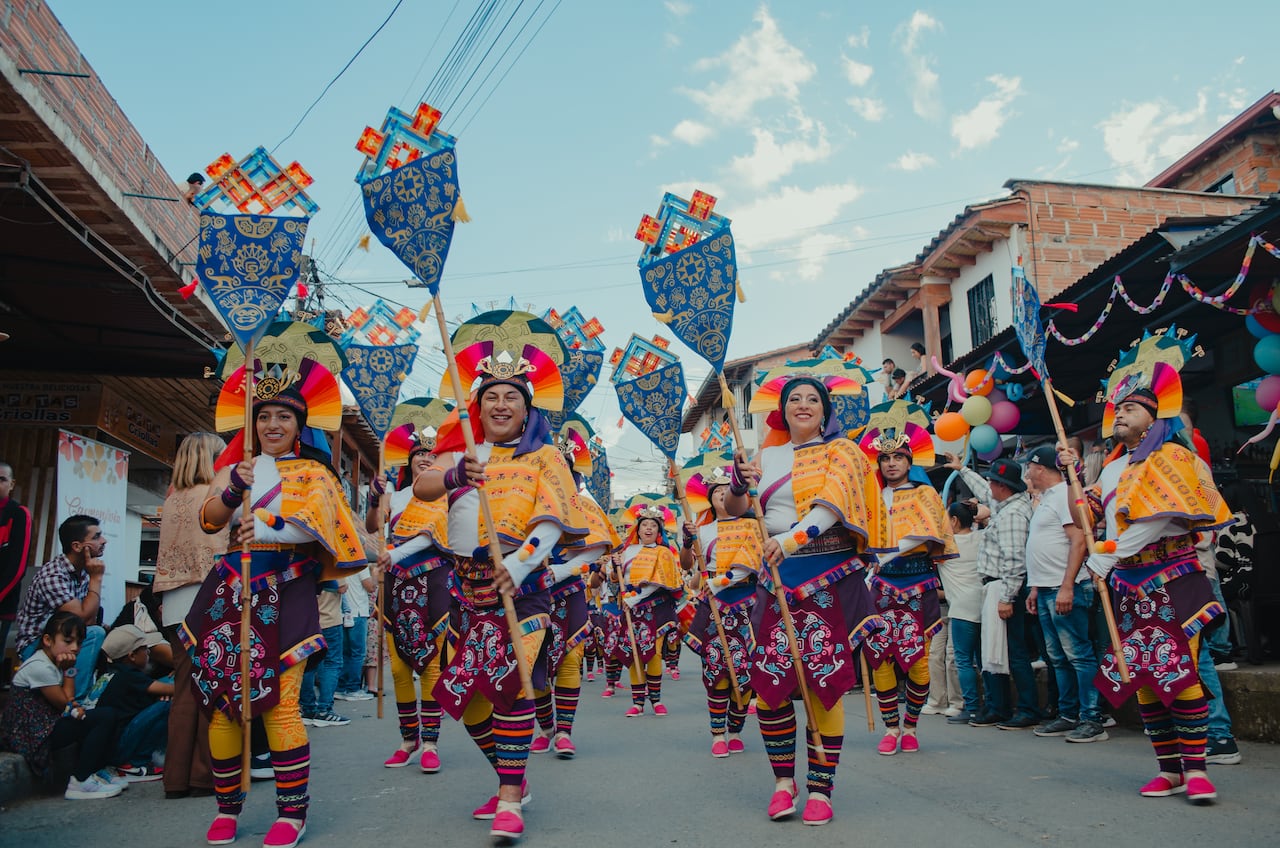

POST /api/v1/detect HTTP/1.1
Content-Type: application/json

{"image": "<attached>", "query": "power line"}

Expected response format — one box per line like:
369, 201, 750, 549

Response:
272, 0, 406, 153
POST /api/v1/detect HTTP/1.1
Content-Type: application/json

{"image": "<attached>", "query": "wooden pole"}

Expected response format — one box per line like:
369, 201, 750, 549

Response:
375, 444, 386, 719
238, 339, 255, 793
615, 562, 647, 686
718, 373, 828, 765
1042, 377, 1129, 684
429, 295, 535, 698
668, 458, 746, 710
859, 651, 875, 733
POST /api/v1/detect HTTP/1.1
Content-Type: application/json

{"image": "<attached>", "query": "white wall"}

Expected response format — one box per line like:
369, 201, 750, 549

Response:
947, 230, 1019, 363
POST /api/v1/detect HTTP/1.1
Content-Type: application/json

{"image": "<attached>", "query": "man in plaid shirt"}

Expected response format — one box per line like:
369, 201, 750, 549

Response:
13, 515, 107, 700
945, 455, 1039, 729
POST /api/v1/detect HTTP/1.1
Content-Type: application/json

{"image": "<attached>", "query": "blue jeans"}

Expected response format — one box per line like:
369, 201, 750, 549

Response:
301, 624, 343, 714
1197, 623, 1233, 739
113, 699, 170, 765
982, 586, 1040, 720
1203, 574, 1232, 660
950, 618, 982, 712
1036, 582, 1101, 723
19, 624, 104, 701
339, 617, 368, 692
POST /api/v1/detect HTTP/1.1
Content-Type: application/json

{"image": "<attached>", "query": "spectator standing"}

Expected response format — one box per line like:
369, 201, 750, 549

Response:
153, 431, 226, 798
97, 624, 173, 780
335, 568, 374, 701
0, 460, 33, 679
13, 516, 107, 700
941, 502, 985, 724
906, 342, 928, 381
1022, 446, 1107, 743
301, 581, 349, 726
0, 611, 123, 798
947, 455, 1039, 730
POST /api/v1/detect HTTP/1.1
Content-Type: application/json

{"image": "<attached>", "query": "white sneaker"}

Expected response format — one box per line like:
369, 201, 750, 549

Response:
66, 774, 123, 800
920, 704, 944, 715
95, 768, 130, 790
346, 690, 375, 701
943, 706, 964, 717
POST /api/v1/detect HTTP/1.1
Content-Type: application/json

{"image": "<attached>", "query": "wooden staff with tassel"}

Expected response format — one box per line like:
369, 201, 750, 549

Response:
426, 297, 536, 699
614, 559, 647, 688
375, 444, 387, 719
718, 373, 829, 766
237, 340, 255, 792
668, 458, 747, 711
1042, 376, 1130, 683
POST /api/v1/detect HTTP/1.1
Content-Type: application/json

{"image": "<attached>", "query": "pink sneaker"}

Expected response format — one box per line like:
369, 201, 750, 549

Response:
206, 814, 238, 846
1185, 775, 1217, 804
1139, 774, 1186, 797
625, 705, 643, 717
530, 734, 551, 754
490, 808, 524, 840
899, 733, 919, 753
600, 686, 615, 698
472, 781, 531, 820
553, 734, 576, 759
711, 739, 730, 758
802, 796, 833, 826
384, 744, 419, 768
420, 747, 441, 774
877, 732, 900, 756
652, 703, 668, 716
768, 788, 798, 820
747, 703, 757, 715
586, 671, 596, 682
669, 668, 680, 680
728, 738, 745, 754
262, 818, 306, 848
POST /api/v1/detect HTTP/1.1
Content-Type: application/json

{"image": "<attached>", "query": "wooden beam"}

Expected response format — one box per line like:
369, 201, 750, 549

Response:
880, 291, 921, 334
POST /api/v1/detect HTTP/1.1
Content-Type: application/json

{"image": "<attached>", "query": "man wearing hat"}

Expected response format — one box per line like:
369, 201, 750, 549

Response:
1023, 446, 1106, 744
97, 624, 173, 781
946, 454, 1038, 730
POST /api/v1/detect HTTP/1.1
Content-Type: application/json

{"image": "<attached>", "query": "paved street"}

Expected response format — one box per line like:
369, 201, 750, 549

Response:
2, 653, 1277, 847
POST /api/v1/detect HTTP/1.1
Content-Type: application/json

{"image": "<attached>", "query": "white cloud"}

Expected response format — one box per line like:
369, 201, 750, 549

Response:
843, 56, 873, 87
892, 151, 936, 171
1098, 92, 1209, 184
787, 232, 848, 281
846, 26, 870, 49
659, 180, 727, 203
664, 32, 681, 49
664, 0, 692, 17
1057, 136, 1079, 154
731, 182, 863, 281
649, 134, 670, 149
728, 119, 832, 188
896, 11, 943, 119
671, 119, 714, 146
950, 74, 1022, 151
847, 96, 886, 122
684, 6, 815, 124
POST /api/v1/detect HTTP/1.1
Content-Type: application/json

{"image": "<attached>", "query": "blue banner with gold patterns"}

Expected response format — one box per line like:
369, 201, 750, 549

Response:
197, 214, 309, 351
639, 228, 736, 372
615, 360, 686, 460
831, 392, 871, 436
360, 151, 461, 297
1013, 262, 1048, 380
342, 342, 419, 440
544, 348, 604, 432
586, 443, 612, 509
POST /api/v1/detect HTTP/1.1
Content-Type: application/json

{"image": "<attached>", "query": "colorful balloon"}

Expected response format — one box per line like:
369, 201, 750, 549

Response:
964, 369, 993, 397
1246, 313, 1273, 340
934, 411, 970, 442
1254, 335, 1280, 374
960, 395, 993, 426
969, 424, 1000, 454
1005, 382, 1026, 402
977, 442, 1004, 462
1256, 375, 1280, 412
988, 400, 1022, 434
986, 387, 1007, 405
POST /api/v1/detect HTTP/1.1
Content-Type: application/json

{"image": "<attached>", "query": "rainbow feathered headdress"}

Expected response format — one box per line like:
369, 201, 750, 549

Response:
445, 340, 564, 411
383, 396, 454, 469
855, 399, 935, 465
1100, 328, 1195, 436
213, 357, 343, 468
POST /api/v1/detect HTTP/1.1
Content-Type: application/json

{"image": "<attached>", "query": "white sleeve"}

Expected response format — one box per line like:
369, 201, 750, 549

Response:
549, 543, 608, 584
389, 534, 434, 564
1086, 516, 1177, 577
771, 505, 840, 557
501, 520, 564, 587
254, 518, 314, 544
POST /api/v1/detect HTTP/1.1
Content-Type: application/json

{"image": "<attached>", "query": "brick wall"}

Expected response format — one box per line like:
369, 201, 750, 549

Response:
1160, 130, 1280, 196
1011, 182, 1258, 298
0, 0, 199, 269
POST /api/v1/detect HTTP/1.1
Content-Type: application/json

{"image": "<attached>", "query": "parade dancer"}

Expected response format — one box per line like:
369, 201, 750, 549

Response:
681, 467, 761, 758
417, 340, 588, 840
729, 371, 883, 826
856, 406, 955, 755
369, 425, 454, 772
589, 554, 626, 697
1059, 352, 1232, 804
184, 361, 366, 848
531, 432, 620, 758
618, 506, 683, 717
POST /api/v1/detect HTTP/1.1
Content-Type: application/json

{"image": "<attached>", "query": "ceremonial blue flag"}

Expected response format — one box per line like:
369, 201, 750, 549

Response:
615, 360, 686, 460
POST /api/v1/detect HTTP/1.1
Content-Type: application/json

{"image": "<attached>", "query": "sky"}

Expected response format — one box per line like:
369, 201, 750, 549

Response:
44, 0, 1276, 496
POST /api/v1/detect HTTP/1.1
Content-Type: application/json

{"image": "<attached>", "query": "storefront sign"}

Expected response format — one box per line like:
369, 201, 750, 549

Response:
96, 386, 178, 464
0, 381, 101, 425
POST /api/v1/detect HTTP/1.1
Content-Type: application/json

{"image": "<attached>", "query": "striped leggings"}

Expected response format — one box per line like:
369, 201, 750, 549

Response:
756, 693, 844, 797
872, 649, 931, 730
1137, 634, 1210, 775
387, 630, 447, 744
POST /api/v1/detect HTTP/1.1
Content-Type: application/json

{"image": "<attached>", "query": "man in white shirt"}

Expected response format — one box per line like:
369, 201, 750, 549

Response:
1023, 446, 1106, 743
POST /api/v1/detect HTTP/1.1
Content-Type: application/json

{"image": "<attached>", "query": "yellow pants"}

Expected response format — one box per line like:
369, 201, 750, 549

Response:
628, 653, 663, 686
387, 630, 447, 705
209, 663, 307, 757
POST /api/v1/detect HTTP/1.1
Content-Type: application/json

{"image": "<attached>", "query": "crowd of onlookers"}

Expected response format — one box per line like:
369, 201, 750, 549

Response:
0, 453, 381, 800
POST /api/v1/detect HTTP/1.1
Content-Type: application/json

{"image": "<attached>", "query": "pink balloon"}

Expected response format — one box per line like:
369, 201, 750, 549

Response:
1257, 375, 1280, 412
988, 400, 1022, 434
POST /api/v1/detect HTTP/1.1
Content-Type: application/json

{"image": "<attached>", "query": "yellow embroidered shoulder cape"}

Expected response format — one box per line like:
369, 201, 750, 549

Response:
627, 544, 682, 588
471, 444, 590, 548
275, 458, 367, 578
1114, 443, 1233, 534
789, 437, 880, 549
876, 484, 957, 558
712, 517, 765, 576
391, 494, 448, 548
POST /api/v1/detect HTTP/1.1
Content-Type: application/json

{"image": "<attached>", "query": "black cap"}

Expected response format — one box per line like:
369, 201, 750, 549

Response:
1025, 445, 1061, 471
982, 458, 1026, 493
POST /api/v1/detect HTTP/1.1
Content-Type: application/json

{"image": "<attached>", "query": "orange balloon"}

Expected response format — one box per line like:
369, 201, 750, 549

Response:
934, 411, 970, 443
964, 369, 993, 397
